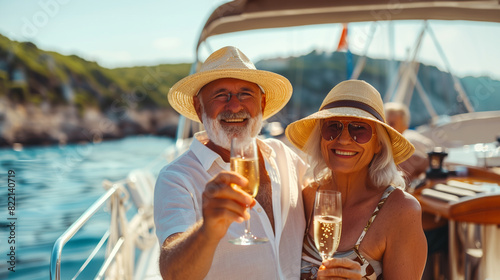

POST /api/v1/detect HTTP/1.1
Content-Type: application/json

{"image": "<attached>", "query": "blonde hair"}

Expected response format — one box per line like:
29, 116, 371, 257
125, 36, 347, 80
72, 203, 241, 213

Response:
303, 120, 405, 189
370, 125, 405, 189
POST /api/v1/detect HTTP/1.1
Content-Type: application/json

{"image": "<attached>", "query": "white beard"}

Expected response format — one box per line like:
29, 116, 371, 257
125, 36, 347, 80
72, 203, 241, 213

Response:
202, 111, 263, 150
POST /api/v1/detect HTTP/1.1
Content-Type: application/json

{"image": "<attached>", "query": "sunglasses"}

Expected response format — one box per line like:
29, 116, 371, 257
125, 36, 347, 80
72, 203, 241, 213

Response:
321, 120, 374, 144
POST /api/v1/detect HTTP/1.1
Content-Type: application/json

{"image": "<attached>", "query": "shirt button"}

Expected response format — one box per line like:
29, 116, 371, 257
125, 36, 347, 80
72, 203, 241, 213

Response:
257, 208, 262, 213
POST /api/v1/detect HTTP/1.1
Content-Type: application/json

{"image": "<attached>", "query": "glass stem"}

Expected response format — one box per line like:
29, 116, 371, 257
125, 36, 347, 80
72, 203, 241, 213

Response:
244, 206, 251, 237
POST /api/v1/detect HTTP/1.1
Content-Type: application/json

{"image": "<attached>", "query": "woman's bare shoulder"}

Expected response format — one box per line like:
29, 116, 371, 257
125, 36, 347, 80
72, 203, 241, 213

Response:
385, 188, 422, 218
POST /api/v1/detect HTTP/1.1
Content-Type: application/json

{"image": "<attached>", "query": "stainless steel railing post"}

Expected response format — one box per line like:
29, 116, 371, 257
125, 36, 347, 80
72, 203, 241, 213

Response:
49, 182, 123, 280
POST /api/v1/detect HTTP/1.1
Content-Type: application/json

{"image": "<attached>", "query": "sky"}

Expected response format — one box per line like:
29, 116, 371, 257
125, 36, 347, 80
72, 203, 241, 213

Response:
0, 0, 499, 79
0, 0, 230, 67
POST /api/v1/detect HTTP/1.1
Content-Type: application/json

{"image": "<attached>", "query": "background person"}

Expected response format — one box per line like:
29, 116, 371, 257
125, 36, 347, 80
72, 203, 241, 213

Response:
384, 102, 435, 183
154, 46, 308, 280
286, 80, 427, 279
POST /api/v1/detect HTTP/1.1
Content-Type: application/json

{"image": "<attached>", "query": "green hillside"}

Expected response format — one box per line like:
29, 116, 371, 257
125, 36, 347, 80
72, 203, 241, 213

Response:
0, 34, 190, 146
0, 33, 190, 110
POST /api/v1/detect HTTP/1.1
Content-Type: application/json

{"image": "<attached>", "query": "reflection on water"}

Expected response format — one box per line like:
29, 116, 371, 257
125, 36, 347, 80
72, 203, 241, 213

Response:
0, 135, 173, 279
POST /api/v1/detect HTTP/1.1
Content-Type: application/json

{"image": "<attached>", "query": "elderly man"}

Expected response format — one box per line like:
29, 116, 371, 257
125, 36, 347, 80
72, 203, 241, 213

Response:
384, 102, 435, 182
154, 46, 307, 279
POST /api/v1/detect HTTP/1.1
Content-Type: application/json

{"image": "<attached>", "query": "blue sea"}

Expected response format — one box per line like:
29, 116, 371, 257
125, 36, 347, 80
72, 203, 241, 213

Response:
0, 135, 174, 279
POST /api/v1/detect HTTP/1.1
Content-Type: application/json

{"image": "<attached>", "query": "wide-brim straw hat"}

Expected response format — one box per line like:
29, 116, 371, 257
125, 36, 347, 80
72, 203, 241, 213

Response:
168, 46, 293, 122
285, 80, 414, 165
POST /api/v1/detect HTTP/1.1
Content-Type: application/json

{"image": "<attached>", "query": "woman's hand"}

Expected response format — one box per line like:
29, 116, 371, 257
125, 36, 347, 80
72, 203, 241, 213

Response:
317, 258, 362, 280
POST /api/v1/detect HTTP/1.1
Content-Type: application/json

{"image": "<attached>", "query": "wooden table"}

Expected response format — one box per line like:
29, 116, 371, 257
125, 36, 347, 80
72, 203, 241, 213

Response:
411, 164, 500, 280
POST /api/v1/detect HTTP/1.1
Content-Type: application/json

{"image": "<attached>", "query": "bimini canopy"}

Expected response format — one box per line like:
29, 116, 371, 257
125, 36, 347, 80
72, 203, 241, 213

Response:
197, 0, 500, 50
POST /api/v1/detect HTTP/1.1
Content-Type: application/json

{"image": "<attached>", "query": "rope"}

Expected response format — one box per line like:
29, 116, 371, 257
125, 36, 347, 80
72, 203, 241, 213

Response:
101, 172, 158, 279
104, 182, 133, 280
133, 207, 157, 251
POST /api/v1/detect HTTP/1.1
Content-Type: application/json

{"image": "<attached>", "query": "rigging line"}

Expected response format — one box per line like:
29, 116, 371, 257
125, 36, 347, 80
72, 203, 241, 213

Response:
72, 230, 110, 280
410, 71, 439, 119
384, 57, 405, 102
391, 21, 428, 104
384, 21, 398, 101
350, 22, 378, 80
427, 24, 475, 113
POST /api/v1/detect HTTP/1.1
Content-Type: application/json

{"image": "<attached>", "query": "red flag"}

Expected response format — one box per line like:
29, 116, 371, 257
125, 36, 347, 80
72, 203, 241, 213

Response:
337, 23, 348, 51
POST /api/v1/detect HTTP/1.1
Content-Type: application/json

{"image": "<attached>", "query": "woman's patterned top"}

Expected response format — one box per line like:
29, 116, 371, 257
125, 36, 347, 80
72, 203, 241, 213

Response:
300, 185, 396, 280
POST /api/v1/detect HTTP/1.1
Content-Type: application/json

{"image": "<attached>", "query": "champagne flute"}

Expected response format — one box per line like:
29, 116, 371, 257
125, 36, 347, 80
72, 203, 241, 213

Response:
229, 137, 268, 245
314, 190, 342, 261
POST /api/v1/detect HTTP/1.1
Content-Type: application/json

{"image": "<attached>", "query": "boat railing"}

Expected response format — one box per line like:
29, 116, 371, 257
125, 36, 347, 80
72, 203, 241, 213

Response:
50, 171, 158, 280
50, 180, 124, 280
50, 136, 192, 280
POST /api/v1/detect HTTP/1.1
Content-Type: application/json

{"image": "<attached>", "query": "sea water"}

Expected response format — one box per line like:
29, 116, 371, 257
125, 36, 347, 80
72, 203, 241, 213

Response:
0, 135, 174, 279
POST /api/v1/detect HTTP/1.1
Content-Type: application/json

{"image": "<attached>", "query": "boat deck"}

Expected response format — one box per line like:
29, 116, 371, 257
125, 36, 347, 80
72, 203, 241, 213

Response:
136, 240, 162, 280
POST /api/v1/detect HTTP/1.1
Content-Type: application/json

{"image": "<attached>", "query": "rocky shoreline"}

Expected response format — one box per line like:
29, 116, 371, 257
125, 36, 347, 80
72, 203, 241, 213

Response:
0, 100, 179, 147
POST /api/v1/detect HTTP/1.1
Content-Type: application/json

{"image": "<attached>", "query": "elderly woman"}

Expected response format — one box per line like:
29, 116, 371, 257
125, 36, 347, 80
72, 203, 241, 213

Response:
286, 80, 427, 279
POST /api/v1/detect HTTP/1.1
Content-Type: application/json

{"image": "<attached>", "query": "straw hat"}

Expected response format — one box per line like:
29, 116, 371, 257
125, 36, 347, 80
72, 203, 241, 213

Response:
168, 46, 293, 122
285, 80, 414, 165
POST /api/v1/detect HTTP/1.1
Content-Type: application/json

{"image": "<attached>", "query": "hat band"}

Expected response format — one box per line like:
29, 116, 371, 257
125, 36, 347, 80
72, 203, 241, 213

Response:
321, 100, 384, 122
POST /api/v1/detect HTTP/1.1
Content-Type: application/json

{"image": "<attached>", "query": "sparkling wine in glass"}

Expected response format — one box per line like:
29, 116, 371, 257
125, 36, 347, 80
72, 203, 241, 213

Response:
313, 190, 342, 260
229, 137, 268, 245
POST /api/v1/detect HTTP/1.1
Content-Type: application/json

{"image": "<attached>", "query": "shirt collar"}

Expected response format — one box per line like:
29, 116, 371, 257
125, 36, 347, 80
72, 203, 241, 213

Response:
191, 131, 226, 171
256, 136, 274, 160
